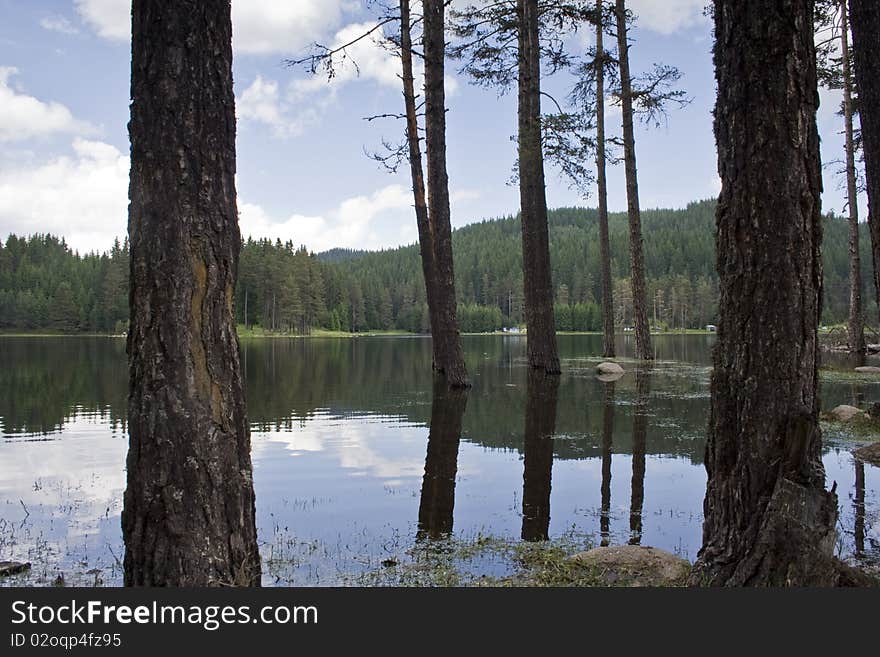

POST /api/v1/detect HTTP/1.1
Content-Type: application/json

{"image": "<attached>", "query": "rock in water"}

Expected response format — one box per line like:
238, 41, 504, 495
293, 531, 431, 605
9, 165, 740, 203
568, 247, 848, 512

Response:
596, 362, 625, 376
828, 405, 864, 422
569, 546, 690, 587
855, 366, 880, 374
0, 561, 31, 577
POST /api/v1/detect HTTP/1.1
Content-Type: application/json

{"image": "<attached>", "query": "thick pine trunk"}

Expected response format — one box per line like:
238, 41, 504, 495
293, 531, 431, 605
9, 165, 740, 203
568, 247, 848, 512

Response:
850, 0, 880, 326
518, 0, 561, 374
596, 0, 616, 358
424, 0, 470, 388
521, 368, 559, 541
615, 0, 652, 361
124, 0, 260, 586
400, 0, 441, 369
417, 380, 468, 539
692, 0, 843, 586
841, 0, 865, 355
600, 380, 614, 546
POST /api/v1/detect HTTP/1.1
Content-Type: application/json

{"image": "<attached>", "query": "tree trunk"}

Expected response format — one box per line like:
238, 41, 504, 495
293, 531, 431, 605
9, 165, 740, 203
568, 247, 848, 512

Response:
124, 0, 260, 586
417, 380, 468, 539
600, 380, 614, 546
841, 0, 866, 355
400, 0, 441, 370
615, 0, 652, 361
596, 0, 616, 358
692, 0, 844, 586
628, 367, 649, 545
518, 0, 561, 374
521, 368, 559, 541
423, 0, 470, 388
850, 0, 880, 327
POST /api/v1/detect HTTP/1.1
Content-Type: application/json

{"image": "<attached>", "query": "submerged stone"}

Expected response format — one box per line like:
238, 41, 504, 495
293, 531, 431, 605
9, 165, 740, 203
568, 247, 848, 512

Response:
855, 442, 880, 467
596, 362, 625, 376
854, 366, 880, 374
829, 405, 865, 422
569, 546, 690, 587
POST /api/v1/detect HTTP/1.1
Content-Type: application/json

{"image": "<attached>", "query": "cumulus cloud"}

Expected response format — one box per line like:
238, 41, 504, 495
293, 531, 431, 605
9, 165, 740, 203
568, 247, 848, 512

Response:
0, 67, 94, 142
74, 0, 355, 54
40, 15, 80, 35
628, 0, 709, 35
237, 75, 323, 138
239, 184, 415, 252
0, 139, 129, 253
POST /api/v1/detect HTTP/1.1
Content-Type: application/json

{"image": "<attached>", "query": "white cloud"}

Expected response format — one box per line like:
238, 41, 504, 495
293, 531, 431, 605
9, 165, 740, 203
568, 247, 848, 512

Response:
237, 75, 320, 138
0, 67, 94, 142
239, 184, 415, 252
40, 15, 80, 35
628, 0, 709, 35
0, 139, 129, 253
74, 0, 355, 54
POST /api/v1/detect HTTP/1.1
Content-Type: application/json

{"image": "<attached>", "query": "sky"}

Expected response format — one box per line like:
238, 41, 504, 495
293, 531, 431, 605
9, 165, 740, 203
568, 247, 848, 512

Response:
0, 0, 864, 255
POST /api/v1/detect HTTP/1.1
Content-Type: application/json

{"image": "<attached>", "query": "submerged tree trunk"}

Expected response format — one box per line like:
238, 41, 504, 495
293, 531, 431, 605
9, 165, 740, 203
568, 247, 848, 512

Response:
692, 0, 843, 586
400, 0, 441, 370
521, 368, 559, 541
615, 0, 652, 361
518, 0, 561, 374
417, 380, 468, 539
423, 0, 470, 388
596, 0, 616, 358
841, 0, 866, 355
124, 0, 260, 586
850, 0, 880, 325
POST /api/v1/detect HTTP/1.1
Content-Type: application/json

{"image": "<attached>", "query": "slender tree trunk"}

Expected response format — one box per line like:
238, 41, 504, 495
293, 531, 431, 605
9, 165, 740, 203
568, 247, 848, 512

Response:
518, 0, 561, 374
600, 380, 614, 546
596, 0, 616, 358
615, 0, 652, 361
628, 367, 649, 545
850, 0, 880, 327
521, 368, 559, 541
417, 380, 468, 539
692, 0, 848, 586
854, 459, 865, 558
124, 0, 260, 586
424, 0, 470, 388
400, 0, 441, 370
841, 0, 866, 355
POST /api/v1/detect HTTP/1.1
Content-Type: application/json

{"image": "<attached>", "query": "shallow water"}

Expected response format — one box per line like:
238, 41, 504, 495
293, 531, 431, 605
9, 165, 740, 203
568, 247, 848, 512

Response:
0, 334, 877, 586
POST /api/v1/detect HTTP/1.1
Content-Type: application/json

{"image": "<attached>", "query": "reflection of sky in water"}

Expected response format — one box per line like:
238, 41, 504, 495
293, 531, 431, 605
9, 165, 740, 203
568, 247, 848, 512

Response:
1, 336, 879, 586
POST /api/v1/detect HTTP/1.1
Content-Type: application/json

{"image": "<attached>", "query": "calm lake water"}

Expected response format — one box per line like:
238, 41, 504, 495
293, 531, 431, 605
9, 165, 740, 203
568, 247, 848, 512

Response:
0, 334, 877, 585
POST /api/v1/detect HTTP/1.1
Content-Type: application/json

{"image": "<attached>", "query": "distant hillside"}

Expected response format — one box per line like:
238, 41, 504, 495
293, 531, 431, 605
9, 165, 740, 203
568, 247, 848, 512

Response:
1, 199, 873, 333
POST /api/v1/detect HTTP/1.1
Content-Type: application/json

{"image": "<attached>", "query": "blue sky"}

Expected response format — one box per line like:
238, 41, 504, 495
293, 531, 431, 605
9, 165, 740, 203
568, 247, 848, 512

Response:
0, 0, 862, 254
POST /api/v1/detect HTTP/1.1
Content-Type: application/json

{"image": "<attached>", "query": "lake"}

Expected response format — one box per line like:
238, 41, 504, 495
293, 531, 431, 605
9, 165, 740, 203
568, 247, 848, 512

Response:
0, 334, 877, 585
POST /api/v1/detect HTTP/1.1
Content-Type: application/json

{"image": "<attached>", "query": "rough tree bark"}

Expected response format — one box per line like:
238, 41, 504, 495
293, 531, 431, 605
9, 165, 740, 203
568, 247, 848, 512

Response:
850, 0, 880, 326
521, 368, 559, 541
124, 0, 260, 586
400, 0, 441, 370
841, 0, 865, 355
417, 380, 468, 539
518, 0, 561, 374
596, 0, 616, 358
424, 0, 470, 387
615, 0, 652, 361
692, 0, 853, 587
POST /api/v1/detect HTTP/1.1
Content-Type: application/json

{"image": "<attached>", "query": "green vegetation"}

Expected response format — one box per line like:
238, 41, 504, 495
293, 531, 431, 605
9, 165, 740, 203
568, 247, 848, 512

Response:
1, 199, 873, 334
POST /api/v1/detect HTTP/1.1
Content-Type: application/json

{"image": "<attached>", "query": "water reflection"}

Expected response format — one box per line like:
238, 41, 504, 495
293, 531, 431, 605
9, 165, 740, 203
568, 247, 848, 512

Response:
600, 382, 614, 547
417, 381, 468, 540
855, 459, 866, 558
522, 370, 560, 542
629, 368, 650, 545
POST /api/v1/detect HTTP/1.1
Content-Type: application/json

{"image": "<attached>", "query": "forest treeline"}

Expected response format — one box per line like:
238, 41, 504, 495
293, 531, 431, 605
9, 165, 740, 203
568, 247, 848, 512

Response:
0, 197, 873, 335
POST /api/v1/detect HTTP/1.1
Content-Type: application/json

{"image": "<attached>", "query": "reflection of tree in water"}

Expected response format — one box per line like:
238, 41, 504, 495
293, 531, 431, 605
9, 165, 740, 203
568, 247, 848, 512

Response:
522, 369, 560, 542
629, 367, 650, 546
417, 380, 468, 540
600, 381, 615, 546
855, 459, 865, 559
